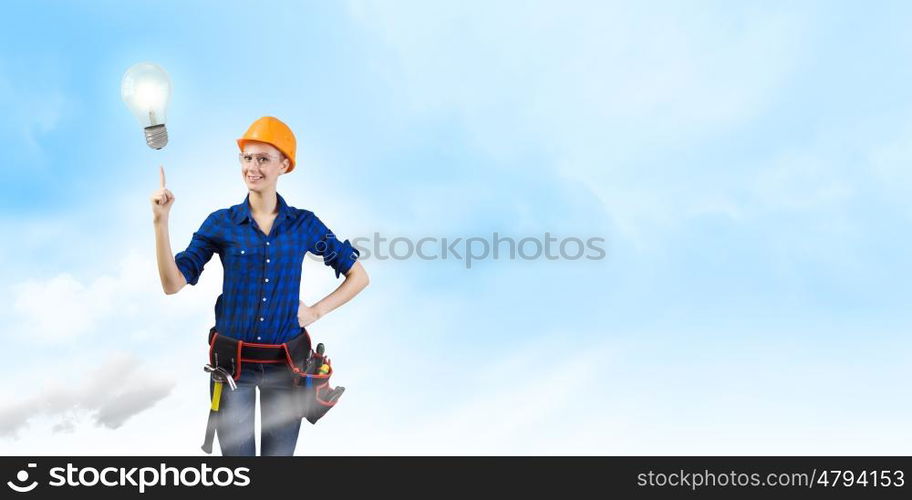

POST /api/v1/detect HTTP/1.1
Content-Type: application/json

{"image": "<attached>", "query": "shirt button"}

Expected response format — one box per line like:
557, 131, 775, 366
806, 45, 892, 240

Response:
266, 241, 270, 246
266, 259, 270, 263
262, 297, 267, 302
264, 278, 269, 283
259, 317, 264, 322
240, 250, 245, 254
257, 336, 262, 341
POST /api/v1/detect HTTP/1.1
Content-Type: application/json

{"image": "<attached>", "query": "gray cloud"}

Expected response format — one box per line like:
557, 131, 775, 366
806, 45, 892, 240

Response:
51, 419, 75, 434
0, 352, 175, 437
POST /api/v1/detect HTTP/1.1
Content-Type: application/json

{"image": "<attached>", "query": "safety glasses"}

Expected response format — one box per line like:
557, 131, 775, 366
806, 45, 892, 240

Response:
239, 153, 282, 167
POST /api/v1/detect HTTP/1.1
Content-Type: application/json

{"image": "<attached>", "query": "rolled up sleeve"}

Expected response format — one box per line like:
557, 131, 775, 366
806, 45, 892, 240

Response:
309, 215, 360, 279
175, 214, 219, 286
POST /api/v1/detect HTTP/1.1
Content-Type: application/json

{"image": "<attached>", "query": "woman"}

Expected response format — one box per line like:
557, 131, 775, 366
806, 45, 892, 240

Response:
150, 116, 369, 456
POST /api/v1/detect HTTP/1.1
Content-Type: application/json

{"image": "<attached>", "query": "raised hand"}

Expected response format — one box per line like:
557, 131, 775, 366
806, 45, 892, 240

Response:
150, 165, 175, 221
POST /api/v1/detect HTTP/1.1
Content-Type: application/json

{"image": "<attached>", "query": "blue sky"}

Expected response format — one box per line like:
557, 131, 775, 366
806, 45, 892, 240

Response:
1, 0, 912, 454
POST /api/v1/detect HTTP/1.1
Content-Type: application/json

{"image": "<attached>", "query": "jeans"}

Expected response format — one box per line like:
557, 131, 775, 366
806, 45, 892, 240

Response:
211, 362, 302, 456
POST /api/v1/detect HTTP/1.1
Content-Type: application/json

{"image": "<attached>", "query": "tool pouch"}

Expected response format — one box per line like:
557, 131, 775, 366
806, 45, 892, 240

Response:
285, 329, 343, 424
292, 349, 343, 424
208, 328, 242, 381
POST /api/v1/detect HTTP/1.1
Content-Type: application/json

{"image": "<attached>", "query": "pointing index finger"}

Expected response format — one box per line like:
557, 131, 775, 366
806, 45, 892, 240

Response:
159, 165, 166, 189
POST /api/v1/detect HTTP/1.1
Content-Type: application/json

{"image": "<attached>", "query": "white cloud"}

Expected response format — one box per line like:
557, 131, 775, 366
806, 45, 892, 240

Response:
12, 273, 116, 342
348, 1, 811, 246
7, 251, 187, 343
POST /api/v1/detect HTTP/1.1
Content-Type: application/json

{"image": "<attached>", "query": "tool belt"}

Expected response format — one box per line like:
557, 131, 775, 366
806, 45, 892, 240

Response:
201, 326, 345, 454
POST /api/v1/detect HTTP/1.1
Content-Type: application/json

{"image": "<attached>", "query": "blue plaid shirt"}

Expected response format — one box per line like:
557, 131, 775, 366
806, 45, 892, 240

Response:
174, 192, 360, 344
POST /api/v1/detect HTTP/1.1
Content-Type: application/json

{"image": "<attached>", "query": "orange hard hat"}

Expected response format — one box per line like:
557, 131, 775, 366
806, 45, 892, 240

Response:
237, 116, 297, 172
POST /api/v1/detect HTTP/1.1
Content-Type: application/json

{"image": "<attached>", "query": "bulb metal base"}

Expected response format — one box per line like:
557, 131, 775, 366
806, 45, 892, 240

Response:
144, 124, 168, 150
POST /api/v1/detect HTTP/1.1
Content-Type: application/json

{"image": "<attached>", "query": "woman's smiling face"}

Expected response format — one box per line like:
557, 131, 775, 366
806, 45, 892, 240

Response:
239, 141, 289, 192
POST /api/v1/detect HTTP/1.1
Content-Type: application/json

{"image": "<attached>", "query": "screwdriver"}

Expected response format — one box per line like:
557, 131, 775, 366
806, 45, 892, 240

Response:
316, 343, 330, 374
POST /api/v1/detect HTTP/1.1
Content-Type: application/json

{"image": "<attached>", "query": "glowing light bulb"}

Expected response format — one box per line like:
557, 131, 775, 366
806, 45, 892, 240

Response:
121, 62, 172, 149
